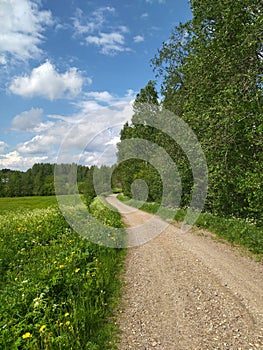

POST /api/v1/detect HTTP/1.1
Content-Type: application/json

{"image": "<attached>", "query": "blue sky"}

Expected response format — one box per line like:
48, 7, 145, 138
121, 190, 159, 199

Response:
0, 0, 192, 171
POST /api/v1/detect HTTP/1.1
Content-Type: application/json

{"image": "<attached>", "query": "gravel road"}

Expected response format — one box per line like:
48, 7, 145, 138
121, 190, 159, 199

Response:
106, 195, 263, 350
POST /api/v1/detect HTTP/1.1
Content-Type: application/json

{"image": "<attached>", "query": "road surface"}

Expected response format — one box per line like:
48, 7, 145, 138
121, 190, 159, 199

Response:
106, 195, 263, 350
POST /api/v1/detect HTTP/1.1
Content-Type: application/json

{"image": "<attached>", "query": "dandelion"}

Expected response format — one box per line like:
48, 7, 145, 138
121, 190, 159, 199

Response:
65, 321, 70, 326
75, 268, 80, 273
39, 325, 46, 333
22, 332, 32, 339
59, 264, 65, 269
64, 312, 69, 317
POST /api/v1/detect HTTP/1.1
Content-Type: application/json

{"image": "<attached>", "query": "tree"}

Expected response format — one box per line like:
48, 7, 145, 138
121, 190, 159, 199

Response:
152, 0, 263, 222
116, 81, 162, 200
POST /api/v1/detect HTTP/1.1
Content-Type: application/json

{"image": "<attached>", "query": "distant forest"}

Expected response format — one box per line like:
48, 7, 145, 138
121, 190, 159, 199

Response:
0, 163, 89, 197
0, 163, 118, 199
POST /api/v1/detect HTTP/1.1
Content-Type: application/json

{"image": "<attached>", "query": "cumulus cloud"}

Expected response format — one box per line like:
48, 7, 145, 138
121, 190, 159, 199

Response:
133, 35, 144, 43
17, 134, 57, 154
0, 150, 48, 170
11, 108, 43, 131
9, 61, 87, 100
4, 90, 135, 170
0, 0, 53, 61
85, 91, 114, 103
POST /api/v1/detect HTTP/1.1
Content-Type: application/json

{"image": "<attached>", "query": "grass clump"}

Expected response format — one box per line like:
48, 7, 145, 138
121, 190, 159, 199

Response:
0, 202, 125, 349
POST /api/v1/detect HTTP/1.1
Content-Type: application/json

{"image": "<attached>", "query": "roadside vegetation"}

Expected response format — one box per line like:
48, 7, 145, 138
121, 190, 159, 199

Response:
117, 194, 263, 260
0, 197, 125, 350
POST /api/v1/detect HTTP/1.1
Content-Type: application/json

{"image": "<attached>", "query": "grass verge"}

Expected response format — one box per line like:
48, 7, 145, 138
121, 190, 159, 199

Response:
0, 199, 126, 349
117, 194, 263, 260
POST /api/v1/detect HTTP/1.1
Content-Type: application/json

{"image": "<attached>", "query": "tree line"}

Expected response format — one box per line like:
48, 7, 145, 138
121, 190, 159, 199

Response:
0, 163, 89, 197
116, 0, 262, 225
0, 163, 120, 199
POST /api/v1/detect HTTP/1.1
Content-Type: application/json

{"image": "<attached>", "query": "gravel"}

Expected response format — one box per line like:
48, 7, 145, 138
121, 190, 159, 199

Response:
106, 195, 263, 350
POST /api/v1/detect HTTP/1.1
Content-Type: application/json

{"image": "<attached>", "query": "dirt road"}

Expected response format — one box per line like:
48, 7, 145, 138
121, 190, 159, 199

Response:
106, 195, 263, 350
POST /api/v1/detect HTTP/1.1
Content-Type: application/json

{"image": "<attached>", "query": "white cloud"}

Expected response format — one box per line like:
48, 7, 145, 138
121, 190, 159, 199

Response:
133, 35, 144, 43
141, 13, 149, 19
145, 0, 166, 3
0, 150, 48, 170
0, 140, 8, 152
0, 0, 53, 61
9, 61, 87, 100
73, 6, 130, 56
4, 90, 135, 170
11, 108, 43, 131
85, 91, 114, 103
86, 32, 130, 55
73, 7, 115, 35
145, 0, 166, 4
0, 54, 7, 65
17, 134, 57, 154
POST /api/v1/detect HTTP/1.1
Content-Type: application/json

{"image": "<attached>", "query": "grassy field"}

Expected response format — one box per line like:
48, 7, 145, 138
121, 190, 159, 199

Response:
0, 196, 126, 349
0, 196, 58, 213
117, 194, 263, 259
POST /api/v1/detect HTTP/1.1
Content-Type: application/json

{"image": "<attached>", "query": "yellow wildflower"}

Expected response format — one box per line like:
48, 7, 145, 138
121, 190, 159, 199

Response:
39, 325, 46, 333
65, 321, 70, 326
75, 268, 80, 273
64, 312, 69, 317
59, 264, 65, 269
22, 332, 32, 339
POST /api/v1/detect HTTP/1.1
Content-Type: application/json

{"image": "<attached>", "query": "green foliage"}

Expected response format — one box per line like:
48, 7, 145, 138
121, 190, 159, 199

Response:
0, 204, 125, 349
151, 0, 262, 224
195, 213, 263, 256
0, 164, 91, 198
89, 197, 125, 229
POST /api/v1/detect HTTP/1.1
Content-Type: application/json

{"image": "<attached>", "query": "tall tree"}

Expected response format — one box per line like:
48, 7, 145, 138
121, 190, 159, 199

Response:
152, 0, 263, 222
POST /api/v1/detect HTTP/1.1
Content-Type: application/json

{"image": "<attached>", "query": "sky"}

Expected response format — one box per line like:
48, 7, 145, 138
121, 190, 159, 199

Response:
0, 0, 192, 171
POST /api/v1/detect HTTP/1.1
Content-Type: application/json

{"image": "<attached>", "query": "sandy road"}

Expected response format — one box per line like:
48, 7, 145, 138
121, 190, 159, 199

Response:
106, 195, 263, 350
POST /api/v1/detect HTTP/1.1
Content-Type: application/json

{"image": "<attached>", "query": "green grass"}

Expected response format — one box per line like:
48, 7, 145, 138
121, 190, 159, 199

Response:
0, 198, 126, 349
0, 196, 58, 213
117, 194, 263, 259
90, 197, 125, 229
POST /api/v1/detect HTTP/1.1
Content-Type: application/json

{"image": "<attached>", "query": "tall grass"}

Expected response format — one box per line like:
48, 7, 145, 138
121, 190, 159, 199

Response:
0, 200, 125, 349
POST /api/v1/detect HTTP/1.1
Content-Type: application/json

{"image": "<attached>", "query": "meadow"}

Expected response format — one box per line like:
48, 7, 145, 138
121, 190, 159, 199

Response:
0, 196, 58, 213
0, 196, 126, 349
